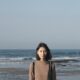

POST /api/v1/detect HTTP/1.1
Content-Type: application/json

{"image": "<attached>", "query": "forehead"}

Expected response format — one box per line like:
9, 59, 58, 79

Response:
38, 47, 46, 50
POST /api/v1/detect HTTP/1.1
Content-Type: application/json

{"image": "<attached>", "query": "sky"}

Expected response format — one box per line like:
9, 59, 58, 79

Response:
0, 0, 80, 49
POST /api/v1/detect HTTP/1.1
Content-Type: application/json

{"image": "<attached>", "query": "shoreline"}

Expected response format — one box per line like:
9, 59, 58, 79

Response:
0, 67, 80, 75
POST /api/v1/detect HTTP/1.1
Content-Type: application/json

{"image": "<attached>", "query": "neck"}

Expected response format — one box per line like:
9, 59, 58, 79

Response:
40, 58, 46, 61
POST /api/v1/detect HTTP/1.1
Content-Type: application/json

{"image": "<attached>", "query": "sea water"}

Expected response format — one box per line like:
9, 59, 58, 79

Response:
0, 49, 80, 80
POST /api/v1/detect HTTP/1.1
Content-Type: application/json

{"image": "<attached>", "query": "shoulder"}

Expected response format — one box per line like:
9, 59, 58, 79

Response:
49, 61, 56, 67
29, 61, 35, 68
48, 60, 55, 64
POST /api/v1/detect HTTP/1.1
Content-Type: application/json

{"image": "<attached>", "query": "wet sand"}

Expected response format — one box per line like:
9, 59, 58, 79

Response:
0, 68, 28, 75
0, 60, 80, 80
0, 68, 80, 80
0, 67, 80, 74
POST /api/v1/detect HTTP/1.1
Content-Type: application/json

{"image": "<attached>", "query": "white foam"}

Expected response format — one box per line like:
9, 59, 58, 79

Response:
52, 56, 80, 61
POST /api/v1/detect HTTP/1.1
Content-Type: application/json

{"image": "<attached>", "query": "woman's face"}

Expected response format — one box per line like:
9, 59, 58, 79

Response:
37, 47, 47, 60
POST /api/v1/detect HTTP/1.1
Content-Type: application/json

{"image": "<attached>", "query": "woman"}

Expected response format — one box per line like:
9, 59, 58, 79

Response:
29, 42, 56, 80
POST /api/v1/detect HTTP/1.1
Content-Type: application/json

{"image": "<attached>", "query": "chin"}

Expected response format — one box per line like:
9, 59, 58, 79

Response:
41, 57, 45, 59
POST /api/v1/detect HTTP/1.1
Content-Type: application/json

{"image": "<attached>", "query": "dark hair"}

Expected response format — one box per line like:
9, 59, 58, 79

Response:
36, 42, 52, 61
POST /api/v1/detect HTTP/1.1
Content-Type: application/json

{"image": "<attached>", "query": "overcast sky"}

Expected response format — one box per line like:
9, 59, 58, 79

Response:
0, 0, 80, 49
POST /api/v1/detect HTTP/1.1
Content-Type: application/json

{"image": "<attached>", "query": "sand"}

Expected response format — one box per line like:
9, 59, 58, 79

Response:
0, 68, 28, 75
0, 67, 80, 80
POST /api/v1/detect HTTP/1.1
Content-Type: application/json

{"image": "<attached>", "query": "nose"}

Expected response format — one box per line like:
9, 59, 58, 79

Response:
42, 51, 45, 55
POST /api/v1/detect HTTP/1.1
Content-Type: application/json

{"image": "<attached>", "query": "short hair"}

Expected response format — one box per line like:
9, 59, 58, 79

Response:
36, 42, 52, 61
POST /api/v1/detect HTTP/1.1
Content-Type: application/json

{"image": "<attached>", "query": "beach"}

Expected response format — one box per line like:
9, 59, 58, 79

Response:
0, 49, 80, 80
0, 60, 80, 80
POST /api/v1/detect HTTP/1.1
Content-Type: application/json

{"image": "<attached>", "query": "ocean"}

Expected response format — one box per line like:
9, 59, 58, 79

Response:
0, 49, 80, 80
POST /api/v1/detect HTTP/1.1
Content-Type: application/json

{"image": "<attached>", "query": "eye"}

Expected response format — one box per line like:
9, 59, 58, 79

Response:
40, 50, 42, 52
44, 50, 47, 53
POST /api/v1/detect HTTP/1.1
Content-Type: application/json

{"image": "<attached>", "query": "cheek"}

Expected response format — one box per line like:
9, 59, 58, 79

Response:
44, 52, 47, 56
37, 51, 42, 56
37, 51, 40, 56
